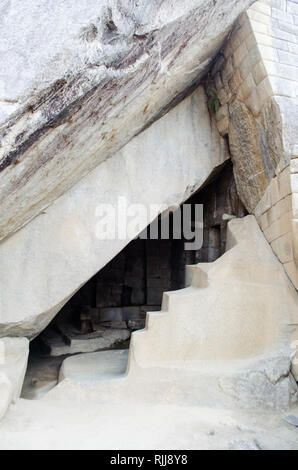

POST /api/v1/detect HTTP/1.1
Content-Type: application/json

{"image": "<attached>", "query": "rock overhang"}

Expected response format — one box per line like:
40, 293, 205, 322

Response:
0, 0, 253, 242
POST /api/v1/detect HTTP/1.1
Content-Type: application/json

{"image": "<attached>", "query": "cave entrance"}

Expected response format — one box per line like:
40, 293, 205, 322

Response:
22, 161, 246, 399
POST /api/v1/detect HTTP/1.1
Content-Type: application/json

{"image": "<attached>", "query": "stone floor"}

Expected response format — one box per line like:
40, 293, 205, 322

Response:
0, 399, 297, 450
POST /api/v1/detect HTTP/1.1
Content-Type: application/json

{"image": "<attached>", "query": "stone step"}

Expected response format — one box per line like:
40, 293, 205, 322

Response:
39, 325, 130, 357
59, 349, 129, 383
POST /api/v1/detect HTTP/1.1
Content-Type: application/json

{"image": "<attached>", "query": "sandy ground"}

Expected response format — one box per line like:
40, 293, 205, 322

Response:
0, 398, 297, 450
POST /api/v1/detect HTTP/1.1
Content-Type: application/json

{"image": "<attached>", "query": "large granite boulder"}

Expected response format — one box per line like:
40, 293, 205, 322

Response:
0, 0, 252, 242
0, 86, 229, 338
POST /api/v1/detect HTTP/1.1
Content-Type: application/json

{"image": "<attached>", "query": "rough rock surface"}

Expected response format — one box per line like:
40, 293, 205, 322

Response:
1, 399, 298, 450
0, 338, 29, 402
0, 337, 29, 422
0, 0, 252, 242
229, 99, 283, 213
0, 86, 229, 338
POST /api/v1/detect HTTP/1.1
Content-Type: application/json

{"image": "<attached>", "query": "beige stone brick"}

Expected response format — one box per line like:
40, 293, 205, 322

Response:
259, 211, 270, 231
284, 261, 298, 290
292, 219, 298, 260
269, 177, 281, 207
249, 19, 269, 35
254, 184, 272, 217
255, 32, 289, 52
264, 211, 292, 243
230, 31, 242, 51
239, 45, 262, 80
264, 60, 298, 82
237, 21, 253, 43
290, 174, 298, 193
269, 76, 297, 98
253, 60, 267, 85
270, 195, 292, 222
271, 231, 294, 264
238, 73, 255, 101
278, 165, 291, 199
256, 77, 274, 107
234, 42, 248, 67
292, 193, 298, 219
248, 9, 272, 25
250, 2, 272, 16
258, 44, 279, 62
290, 158, 298, 174
245, 33, 257, 51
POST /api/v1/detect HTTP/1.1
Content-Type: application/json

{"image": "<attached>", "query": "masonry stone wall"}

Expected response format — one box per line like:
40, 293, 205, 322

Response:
207, 0, 298, 289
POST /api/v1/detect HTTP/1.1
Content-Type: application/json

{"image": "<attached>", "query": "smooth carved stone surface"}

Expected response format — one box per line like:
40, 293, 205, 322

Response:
0, 0, 252, 242
0, 372, 12, 422
51, 216, 298, 411
0, 86, 229, 338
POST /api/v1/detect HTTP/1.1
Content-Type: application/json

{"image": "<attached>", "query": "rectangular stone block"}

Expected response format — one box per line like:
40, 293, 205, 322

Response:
269, 76, 297, 98
270, 177, 281, 207
258, 44, 279, 62
259, 211, 270, 230
234, 42, 248, 67
269, 194, 293, 222
264, 60, 298, 82
268, 25, 297, 43
271, 231, 294, 263
122, 306, 141, 321
277, 20, 298, 36
248, 9, 272, 25
278, 50, 298, 66
264, 211, 292, 243
278, 165, 291, 199
238, 45, 262, 79
287, 1, 298, 15
237, 20, 252, 42
290, 158, 298, 174
269, 0, 287, 11
293, 193, 298, 218
255, 32, 289, 51
253, 60, 268, 85
284, 261, 298, 290
250, 2, 272, 16
272, 7, 294, 24
289, 43, 298, 55
147, 288, 164, 306
291, 174, 298, 193
245, 32, 257, 51
249, 19, 269, 34
254, 185, 272, 217
238, 73, 256, 101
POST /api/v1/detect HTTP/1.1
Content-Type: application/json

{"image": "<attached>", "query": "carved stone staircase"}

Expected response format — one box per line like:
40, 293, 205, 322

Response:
45, 216, 298, 411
